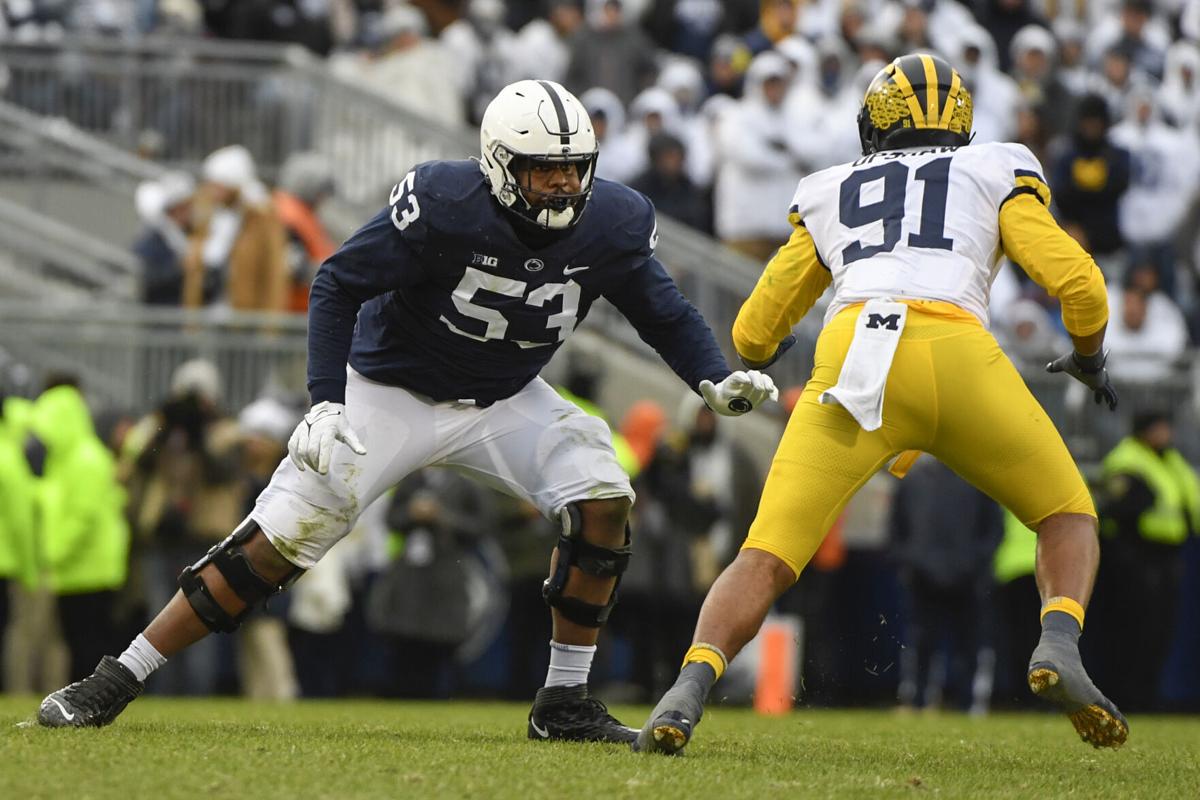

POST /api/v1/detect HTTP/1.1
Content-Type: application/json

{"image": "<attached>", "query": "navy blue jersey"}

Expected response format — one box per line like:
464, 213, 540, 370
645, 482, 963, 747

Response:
307, 160, 731, 405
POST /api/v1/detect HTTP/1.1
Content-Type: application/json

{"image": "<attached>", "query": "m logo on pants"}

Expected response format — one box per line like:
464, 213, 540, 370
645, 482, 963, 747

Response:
866, 313, 902, 331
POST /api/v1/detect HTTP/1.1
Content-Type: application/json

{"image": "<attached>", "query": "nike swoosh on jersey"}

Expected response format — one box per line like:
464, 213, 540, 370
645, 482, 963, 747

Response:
562, 264, 590, 275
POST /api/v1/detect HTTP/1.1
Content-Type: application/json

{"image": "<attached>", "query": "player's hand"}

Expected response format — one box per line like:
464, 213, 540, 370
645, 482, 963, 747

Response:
1046, 350, 1118, 411
738, 334, 797, 370
699, 371, 779, 416
287, 401, 367, 474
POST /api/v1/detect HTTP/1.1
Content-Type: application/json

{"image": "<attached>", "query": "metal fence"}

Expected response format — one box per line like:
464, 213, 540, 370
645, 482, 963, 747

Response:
0, 302, 308, 413
0, 99, 164, 188
1, 301, 1195, 466
0, 35, 769, 343
3, 37, 1198, 462
0, 194, 140, 298
0, 98, 163, 295
0, 36, 474, 204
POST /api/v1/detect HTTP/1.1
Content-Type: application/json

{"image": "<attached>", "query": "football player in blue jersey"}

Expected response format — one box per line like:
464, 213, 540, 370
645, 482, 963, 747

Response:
37, 80, 779, 742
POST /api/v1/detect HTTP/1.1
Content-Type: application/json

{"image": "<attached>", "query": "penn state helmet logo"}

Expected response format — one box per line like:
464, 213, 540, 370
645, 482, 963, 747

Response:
524, 258, 545, 272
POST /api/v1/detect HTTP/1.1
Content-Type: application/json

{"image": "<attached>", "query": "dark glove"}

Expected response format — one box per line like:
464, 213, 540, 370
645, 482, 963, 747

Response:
1046, 349, 1118, 411
739, 334, 796, 370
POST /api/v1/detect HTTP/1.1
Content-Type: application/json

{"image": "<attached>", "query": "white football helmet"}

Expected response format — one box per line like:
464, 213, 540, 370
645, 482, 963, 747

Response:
479, 79, 599, 230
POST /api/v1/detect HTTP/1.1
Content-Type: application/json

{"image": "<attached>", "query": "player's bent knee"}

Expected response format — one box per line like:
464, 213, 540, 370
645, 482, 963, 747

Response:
179, 520, 304, 634
1035, 512, 1099, 536
575, 497, 632, 545
240, 527, 304, 581
543, 501, 633, 628
736, 547, 802, 593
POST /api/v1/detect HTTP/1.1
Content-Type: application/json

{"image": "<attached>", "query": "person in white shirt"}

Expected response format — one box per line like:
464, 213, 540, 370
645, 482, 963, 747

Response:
512, 0, 584, 84
328, 6, 464, 128
956, 24, 1021, 143
1110, 89, 1200, 296
657, 58, 719, 189
1052, 19, 1092, 97
1105, 266, 1190, 383
1086, 45, 1156, 123
1085, 0, 1170, 80
579, 87, 644, 184
784, 37, 862, 172
621, 87, 687, 189
1158, 41, 1200, 131
714, 51, 805, 260
439, 0, 522, 123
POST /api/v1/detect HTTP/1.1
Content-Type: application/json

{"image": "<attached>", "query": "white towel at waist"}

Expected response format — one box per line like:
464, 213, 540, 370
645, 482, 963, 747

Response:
819, 299, 908, 431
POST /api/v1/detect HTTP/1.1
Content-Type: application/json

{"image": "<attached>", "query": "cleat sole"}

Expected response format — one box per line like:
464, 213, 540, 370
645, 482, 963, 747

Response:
1067, 705, 1128, 749
649, 723, 689, 755
1026, 667, 1059, 694
1028, 667, 1128, 749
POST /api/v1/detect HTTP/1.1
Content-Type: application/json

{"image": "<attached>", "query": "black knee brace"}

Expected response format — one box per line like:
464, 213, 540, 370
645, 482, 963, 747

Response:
542, 503, 632, 628
178, 520, 303, 634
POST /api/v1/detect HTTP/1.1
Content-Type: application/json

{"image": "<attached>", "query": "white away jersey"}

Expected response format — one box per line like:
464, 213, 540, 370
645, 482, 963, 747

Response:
789, 142, 1047, 327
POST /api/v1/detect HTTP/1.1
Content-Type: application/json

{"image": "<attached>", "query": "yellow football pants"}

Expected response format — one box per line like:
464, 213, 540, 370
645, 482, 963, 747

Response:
743, 301, 1095, 579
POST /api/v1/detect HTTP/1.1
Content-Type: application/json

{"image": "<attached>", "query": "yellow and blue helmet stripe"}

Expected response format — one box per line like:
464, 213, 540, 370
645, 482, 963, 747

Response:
857, 53, 973, 155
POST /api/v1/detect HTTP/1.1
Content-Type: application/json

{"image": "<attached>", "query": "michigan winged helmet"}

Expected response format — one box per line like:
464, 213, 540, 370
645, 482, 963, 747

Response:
857, 53, 974, 155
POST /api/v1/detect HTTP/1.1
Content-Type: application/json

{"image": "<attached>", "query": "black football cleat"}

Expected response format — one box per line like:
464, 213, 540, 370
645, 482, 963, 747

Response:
38, 656, 143, 728
527, 684, 638, 743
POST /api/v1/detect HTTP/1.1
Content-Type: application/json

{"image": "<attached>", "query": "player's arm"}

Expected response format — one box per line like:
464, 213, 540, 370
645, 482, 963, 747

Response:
605, 194, 778, 415
998, 176, 1117, 409
307, 207, 426, 406
604, 256, 776, 415
605, 254, 731, 387
298, 193, 428, 473
731, 219, 831, 367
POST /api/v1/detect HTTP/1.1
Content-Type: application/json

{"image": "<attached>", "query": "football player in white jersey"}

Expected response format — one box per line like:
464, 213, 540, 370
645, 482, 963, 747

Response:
637, 53, 1128, 754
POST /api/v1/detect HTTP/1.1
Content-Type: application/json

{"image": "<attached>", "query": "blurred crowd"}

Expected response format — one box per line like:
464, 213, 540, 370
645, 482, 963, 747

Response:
132, 145, 336, 314
0, 351, 1197, 712
7, 0, 1191, 385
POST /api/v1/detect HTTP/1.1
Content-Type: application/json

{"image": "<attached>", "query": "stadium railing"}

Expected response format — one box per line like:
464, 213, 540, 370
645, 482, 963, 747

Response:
0, 301, 737, 424
0, 98, 165, 261
4, 38, 1198, 461
0, 36, 470, 203
0, 195, 140, 299
2, 299, 1195, 465
0, 99, 164, 189
0, 302, 307, 413
0, 36, 776, 354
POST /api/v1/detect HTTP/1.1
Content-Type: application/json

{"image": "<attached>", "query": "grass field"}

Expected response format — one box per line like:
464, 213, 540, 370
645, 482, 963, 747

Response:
2, 697, 1197, 799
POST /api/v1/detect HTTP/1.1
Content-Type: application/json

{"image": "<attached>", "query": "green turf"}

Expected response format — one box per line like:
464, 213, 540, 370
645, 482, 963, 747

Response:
2, 696, 1197, 799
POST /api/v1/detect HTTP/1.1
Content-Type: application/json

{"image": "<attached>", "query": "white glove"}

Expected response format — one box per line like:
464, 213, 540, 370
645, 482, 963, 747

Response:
287, 401, 367, 475
699, 370, 779, 416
